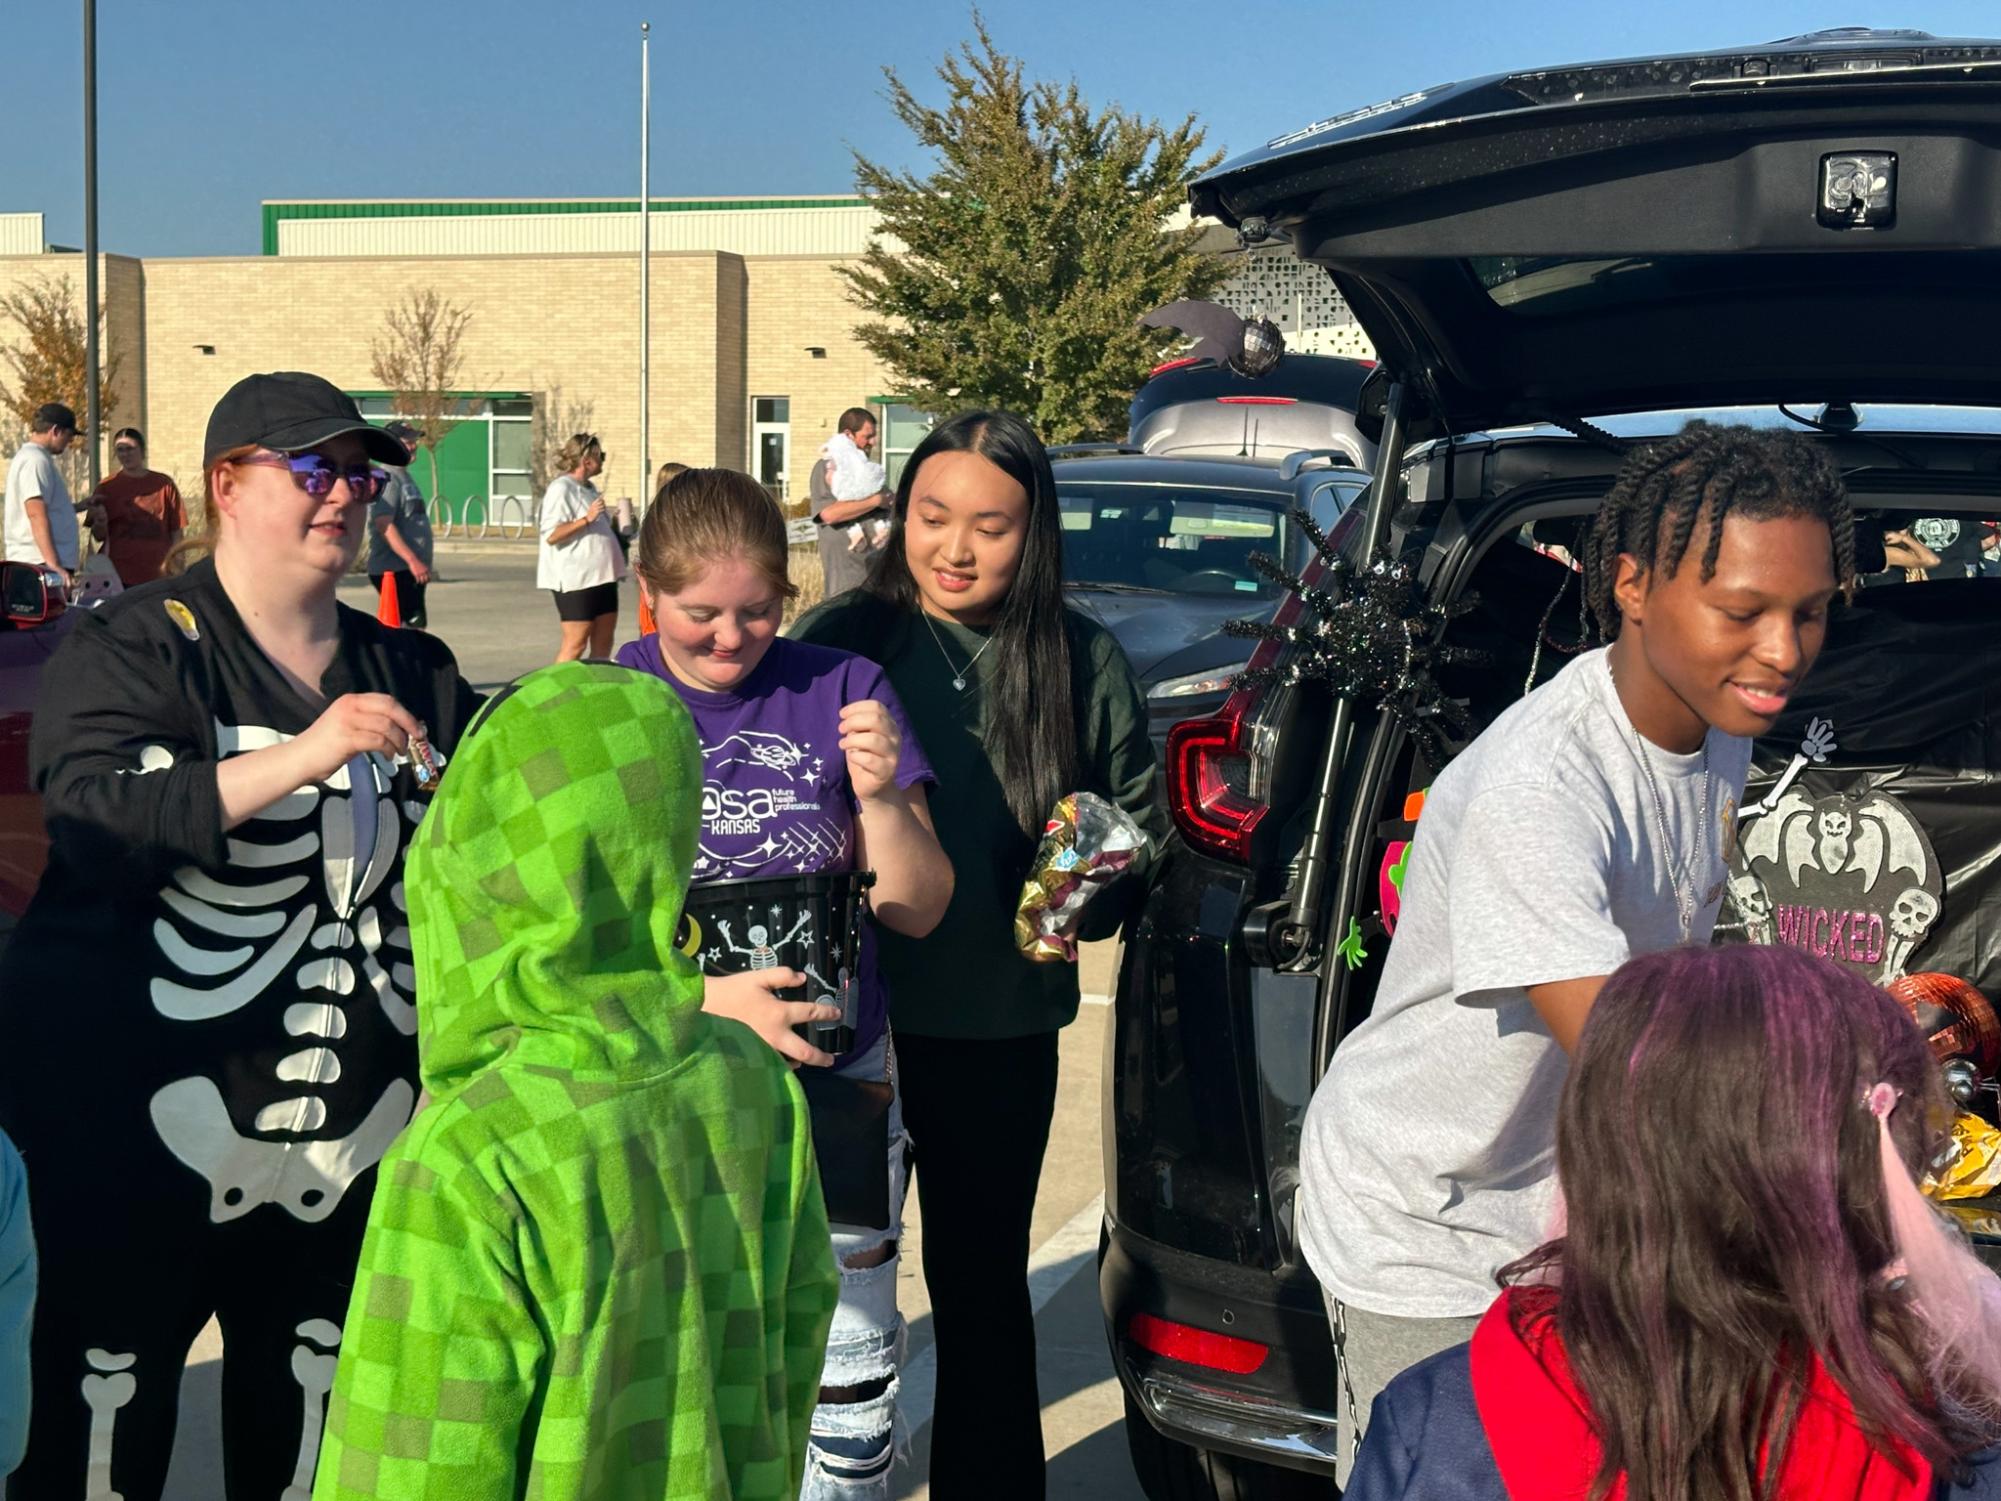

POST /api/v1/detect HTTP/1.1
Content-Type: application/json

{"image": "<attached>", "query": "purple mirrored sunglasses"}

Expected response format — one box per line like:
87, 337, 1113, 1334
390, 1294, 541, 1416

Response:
235, 452, 386, 501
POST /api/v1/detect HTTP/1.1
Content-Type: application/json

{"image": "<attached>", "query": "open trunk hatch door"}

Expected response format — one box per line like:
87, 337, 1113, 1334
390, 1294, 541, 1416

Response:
1194, 31, 2001, 440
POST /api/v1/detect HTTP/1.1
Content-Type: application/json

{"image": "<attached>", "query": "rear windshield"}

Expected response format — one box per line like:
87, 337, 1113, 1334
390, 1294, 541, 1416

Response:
1521, 509, 2000, 583
1058, 484, 1287, 597
1865, 511, 1999, 581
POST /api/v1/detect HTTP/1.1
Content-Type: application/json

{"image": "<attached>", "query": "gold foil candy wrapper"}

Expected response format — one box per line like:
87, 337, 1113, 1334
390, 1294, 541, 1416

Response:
1012, 791, 1145, 964
1924, 1110, 2001, 1202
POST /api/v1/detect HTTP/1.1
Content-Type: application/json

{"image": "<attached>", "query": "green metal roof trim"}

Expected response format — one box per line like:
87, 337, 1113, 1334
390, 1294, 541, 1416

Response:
262, 198, 869, 255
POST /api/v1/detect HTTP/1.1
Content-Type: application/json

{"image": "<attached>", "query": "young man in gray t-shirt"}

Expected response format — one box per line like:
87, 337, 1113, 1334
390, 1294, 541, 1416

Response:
1299, 423, 1856, 1481
4, 403, 80, 578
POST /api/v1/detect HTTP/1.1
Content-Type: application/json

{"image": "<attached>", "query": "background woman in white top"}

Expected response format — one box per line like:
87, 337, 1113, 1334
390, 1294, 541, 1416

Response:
536, 433, 626, 662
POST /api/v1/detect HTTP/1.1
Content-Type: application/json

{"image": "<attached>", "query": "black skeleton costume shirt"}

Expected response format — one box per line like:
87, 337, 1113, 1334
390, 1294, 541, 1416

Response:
0, 556, 480, 1499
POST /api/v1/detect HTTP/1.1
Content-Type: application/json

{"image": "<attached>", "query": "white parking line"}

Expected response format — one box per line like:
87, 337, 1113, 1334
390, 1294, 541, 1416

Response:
898, 1191, 1106, 1437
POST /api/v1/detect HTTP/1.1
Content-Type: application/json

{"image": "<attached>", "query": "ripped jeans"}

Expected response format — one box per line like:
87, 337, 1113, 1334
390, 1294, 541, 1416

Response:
803, 1030, 908, 1499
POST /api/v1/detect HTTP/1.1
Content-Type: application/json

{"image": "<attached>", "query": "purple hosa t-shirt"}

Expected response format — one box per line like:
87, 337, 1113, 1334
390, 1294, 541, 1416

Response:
614, 633, 934, 1060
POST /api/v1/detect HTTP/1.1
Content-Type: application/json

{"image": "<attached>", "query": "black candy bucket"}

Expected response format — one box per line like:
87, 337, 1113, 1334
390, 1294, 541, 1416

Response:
676, 871, 876, 1056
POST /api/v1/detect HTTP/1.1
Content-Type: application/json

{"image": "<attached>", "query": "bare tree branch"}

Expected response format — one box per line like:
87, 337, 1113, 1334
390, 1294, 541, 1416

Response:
369, 288, 474, 499
530, 383, 596, 499
0, 274, 122, 495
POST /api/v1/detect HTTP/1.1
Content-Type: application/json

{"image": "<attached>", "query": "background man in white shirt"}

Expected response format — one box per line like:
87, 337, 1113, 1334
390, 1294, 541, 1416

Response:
4, 403, 80, 582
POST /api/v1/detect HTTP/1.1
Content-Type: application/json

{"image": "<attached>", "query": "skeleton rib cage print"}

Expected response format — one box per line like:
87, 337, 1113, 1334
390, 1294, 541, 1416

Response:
144, 720, 429, 1225
0, 562, 489, 1500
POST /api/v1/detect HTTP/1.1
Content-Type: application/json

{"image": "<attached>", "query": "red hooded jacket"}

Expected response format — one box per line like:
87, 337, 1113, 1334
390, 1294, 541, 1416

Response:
1343, 1288, 1999, 1501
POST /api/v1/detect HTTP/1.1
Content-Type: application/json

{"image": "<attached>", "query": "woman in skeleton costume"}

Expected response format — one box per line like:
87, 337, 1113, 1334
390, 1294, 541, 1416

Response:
0, 372, 481, 1499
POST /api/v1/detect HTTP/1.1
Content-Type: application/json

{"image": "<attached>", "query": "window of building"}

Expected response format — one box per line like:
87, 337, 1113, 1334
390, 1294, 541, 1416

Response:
751, 396, 791, 503
876, 402, 934, 487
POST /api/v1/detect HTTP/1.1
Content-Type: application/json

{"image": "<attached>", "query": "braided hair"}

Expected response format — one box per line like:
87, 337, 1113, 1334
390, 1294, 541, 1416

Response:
1583, 422, 1856, 641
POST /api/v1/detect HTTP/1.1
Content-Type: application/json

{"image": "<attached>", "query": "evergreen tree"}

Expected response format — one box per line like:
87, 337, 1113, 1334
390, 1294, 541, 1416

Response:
844, 18, 1226, 444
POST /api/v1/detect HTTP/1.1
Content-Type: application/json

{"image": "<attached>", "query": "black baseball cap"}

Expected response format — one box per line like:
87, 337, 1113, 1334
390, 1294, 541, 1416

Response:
203, 372, 408, 467
383, 420, 423, 446
32, 402, 77, 433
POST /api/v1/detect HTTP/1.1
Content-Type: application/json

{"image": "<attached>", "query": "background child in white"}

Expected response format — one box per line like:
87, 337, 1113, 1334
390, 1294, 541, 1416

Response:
821, 428, 892, 553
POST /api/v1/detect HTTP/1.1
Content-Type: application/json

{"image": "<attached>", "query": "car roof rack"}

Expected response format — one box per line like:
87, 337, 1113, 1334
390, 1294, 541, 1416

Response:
1278, 447, 1369, 480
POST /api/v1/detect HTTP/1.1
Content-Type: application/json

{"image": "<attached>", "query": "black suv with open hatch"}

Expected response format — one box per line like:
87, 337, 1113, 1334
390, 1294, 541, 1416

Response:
1102, 30, 2001, 1498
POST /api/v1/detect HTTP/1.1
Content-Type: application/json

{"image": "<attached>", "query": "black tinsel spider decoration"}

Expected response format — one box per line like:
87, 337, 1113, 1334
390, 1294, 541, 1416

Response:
1225, 508, 1488, 766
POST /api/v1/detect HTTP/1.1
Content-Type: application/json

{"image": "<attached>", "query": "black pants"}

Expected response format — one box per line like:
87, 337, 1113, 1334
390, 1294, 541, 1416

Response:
11, 1154, 374, 1500
897, 1028, 1061, 1498
369, 569, 427, 628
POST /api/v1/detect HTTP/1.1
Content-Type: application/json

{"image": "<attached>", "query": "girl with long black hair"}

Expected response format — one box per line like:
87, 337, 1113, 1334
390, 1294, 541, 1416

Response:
793, 410, 1166, 1495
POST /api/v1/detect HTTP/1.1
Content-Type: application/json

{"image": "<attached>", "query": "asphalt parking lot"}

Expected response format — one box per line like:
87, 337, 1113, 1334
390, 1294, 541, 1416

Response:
158, 542, 1150, 1500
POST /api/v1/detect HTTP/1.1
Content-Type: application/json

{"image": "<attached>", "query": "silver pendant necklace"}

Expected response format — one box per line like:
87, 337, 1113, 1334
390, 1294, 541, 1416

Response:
1611, 663, 1711, 944
922, 610, 994, 692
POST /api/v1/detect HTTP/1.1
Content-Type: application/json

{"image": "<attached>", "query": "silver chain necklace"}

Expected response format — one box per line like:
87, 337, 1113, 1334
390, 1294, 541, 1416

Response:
1611, 666, 1711, 943
922, 611, 995, 692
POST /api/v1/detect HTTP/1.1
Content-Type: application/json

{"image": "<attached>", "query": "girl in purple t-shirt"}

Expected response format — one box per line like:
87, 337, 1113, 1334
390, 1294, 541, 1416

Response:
616, 467, 951, 1497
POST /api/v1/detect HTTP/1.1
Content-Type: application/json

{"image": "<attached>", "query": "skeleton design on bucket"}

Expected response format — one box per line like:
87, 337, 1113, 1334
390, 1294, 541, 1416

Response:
711, 909, 847, 997
143, 720, 429, 1224
716, 911, 813, 971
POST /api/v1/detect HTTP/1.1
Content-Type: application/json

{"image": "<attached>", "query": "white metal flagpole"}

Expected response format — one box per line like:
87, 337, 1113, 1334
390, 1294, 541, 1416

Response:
639, 20, 651, 497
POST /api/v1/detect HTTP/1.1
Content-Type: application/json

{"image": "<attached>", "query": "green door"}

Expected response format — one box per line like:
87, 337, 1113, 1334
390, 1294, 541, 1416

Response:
423, 421, 490, 526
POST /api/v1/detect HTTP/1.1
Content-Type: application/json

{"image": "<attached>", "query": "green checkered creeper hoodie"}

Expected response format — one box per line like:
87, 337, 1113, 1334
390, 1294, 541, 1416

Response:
314, 663, 839, 1500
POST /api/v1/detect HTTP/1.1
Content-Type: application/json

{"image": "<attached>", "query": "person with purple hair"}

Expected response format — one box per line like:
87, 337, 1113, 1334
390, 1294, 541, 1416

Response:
1299, 422, 1859, 1480
1345, 942, 2001, 1500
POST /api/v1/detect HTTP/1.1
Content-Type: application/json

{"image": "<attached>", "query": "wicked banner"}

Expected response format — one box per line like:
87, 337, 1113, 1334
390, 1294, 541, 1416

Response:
1713, 578, 2000, 998
1729, 781, 1942, 985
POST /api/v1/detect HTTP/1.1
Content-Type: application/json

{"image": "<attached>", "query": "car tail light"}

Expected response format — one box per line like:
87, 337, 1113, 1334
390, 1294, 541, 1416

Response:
1214, 395, 1296, 406
1128, 1312, 1269, 1375
1164, 581, 1309, 864
1166, 697, 1268, 864
1164, 511, 1357, 863
1148, 355, 1204, 377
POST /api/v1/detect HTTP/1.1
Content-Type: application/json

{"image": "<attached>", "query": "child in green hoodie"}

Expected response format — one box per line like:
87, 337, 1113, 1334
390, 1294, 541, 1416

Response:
313, 661, 839, 1500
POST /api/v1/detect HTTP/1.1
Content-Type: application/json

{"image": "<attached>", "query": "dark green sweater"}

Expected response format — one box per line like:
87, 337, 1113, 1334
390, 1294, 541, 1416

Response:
792, 593, 1167, 1039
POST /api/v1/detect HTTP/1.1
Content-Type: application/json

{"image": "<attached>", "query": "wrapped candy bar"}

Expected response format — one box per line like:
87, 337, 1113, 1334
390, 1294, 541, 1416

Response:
1924, 1110, 2001, 1202
1014, 792, 1147, 963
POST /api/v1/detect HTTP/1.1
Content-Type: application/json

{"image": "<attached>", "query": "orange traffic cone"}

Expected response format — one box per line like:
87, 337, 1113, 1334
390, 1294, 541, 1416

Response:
637, 588, 657, 637
376, 573, 402, 629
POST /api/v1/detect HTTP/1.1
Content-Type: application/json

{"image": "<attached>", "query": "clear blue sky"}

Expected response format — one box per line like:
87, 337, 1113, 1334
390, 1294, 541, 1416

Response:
17, 1, 2001, 258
